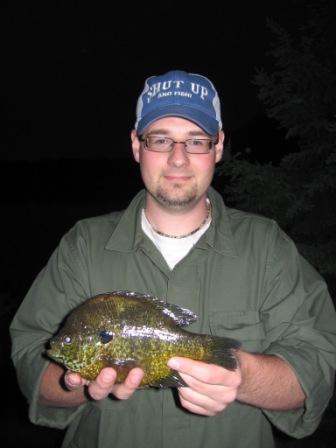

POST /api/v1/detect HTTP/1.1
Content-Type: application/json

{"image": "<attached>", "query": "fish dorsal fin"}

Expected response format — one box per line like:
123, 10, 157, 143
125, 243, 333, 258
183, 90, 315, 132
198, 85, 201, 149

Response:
161, 301, 197, 327
109, 290, 197, 327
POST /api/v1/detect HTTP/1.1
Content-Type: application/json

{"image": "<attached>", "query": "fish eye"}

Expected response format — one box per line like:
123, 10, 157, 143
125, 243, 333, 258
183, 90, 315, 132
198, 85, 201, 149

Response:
63, 335, 72, 345
99, 330, 113, 344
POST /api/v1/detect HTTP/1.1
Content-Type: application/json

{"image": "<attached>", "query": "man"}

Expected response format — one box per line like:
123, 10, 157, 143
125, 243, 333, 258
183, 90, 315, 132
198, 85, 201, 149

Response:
10, 70, 336, 448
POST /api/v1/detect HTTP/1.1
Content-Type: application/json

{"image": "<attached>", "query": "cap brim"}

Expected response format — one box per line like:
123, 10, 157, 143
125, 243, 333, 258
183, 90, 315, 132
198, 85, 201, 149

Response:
136, 105, 219, 135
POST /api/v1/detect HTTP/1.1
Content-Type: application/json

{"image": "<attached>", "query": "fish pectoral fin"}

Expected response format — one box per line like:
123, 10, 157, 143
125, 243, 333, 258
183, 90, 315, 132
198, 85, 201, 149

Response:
101, 356, 138, 369
100, 357, 140, 384
150, 370, 187, 389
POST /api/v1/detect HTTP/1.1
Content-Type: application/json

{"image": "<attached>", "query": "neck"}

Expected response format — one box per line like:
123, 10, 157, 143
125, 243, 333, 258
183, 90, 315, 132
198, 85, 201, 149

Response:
145, 196, 211, 238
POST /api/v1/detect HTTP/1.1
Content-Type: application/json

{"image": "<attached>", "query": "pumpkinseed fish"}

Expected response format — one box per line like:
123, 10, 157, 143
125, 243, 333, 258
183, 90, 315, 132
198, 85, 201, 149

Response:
47, 291, 241, 388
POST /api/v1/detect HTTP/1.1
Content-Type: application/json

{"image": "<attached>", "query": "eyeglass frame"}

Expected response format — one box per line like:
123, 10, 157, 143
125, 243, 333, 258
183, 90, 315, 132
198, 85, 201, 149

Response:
138, 134, 219, 154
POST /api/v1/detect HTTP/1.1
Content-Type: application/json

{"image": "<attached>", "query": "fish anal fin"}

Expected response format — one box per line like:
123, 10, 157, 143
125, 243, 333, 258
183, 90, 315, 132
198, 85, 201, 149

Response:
149, 371, 187, 389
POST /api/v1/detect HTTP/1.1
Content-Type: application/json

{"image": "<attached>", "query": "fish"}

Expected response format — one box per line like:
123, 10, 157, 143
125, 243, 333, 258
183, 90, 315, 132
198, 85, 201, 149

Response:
47, 290, 241, 388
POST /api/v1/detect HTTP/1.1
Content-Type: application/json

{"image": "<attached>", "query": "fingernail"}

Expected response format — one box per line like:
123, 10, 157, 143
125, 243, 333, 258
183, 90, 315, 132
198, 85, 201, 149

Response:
67, 374, 80, 386
168, 359, 179, 369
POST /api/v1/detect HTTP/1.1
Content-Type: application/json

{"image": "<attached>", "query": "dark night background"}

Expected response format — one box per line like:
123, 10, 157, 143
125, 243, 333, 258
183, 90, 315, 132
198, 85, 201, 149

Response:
1, 1, 335, 447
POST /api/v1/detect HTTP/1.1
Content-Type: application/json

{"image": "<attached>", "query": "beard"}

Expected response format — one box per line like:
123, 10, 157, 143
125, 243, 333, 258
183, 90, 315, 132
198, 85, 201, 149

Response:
152, 182, 198, 210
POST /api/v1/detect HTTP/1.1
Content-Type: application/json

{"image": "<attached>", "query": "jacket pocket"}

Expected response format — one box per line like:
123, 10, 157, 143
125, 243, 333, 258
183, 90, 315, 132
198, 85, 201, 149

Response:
209, 310, 267, 352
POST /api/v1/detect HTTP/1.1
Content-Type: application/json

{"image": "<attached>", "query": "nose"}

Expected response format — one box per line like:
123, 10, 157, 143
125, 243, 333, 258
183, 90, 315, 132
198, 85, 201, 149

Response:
167, 142, 189, 167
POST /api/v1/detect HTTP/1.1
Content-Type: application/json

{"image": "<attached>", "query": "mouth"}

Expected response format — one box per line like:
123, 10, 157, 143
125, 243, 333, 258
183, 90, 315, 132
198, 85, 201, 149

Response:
46, 348, 63, 363
164, 175, 192, 182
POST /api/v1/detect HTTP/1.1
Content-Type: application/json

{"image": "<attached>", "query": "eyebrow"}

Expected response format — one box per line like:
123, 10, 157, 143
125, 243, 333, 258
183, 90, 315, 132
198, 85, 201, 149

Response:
146, 129, 209, 137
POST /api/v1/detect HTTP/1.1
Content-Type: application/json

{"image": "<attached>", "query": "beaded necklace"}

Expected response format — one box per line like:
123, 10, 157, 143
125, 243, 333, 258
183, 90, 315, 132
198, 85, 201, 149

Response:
149, 200, 211, 239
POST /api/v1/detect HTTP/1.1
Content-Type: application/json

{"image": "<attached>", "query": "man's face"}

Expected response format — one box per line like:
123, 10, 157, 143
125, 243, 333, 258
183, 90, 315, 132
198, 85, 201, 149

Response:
131, 117, 224, 210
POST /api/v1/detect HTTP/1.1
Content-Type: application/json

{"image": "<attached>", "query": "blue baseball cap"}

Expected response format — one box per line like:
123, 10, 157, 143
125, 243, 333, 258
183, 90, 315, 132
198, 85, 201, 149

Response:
135, 70, 222, 135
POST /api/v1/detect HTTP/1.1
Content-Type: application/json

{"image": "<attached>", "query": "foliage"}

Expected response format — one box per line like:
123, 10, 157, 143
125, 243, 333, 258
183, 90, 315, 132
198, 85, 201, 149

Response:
217, 0, 336, 276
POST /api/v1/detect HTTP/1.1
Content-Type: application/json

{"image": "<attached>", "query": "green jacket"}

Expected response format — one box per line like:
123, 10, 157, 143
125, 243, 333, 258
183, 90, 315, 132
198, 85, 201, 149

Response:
10, 187, 336, 448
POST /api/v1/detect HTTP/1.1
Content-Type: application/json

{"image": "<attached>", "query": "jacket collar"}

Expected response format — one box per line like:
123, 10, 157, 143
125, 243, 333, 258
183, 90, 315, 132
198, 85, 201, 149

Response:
105, 187, 238, 257
105, 190, 146, 252
201, 187, 238, 257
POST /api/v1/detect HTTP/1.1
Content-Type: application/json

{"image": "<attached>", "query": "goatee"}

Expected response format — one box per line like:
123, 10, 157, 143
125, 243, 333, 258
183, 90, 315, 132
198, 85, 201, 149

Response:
154, 185, 197, 210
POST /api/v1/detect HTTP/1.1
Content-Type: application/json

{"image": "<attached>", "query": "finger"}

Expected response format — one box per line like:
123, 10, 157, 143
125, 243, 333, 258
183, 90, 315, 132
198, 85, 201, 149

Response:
168, 358, 241, 387
178, 384, 228, 415
178, 388, 220, 416
168, 358, 227, 385
64, 371, 89, 390
179, 372, 217, 395
112, 368, 144, 400
87, 368, 118, 400
180, 399, 217, 416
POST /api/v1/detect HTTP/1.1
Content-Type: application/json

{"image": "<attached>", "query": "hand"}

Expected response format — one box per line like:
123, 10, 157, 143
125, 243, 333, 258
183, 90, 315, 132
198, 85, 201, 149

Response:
64, 367, 144, 401
167, 357, 242, 416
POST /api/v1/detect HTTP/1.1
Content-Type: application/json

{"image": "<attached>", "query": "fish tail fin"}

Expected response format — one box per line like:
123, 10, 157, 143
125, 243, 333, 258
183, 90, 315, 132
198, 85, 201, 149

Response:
205, 336, 241, 371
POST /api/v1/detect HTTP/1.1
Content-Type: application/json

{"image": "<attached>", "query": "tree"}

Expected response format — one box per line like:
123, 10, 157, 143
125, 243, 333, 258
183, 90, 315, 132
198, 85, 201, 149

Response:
217, 0, 336, 276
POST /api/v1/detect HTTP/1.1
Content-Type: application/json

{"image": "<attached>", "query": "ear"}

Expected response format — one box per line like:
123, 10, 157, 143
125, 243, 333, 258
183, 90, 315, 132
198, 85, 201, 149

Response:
131, 130, 141, 163
215, 130, 225, 163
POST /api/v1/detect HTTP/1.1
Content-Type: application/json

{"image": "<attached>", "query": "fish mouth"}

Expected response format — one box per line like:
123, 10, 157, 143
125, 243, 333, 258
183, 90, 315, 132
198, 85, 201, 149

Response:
46, 348, 64, 363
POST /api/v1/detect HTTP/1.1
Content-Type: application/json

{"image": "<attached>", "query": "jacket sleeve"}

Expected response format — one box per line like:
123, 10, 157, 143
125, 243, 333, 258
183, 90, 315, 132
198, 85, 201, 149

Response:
10, 223, 91, 429
261, 224, 336, 438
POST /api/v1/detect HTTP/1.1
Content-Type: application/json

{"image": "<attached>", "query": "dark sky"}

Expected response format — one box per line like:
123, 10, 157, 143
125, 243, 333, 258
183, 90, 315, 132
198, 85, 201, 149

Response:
3, 0, 305, 160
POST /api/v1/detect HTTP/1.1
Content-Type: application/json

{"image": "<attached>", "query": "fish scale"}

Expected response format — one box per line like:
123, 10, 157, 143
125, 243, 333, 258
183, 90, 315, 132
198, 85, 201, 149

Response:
47, 291, 241, 387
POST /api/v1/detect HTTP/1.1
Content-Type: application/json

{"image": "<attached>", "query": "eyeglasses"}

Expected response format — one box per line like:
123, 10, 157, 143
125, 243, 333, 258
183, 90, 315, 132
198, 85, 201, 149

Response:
138, 135, 218, 154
